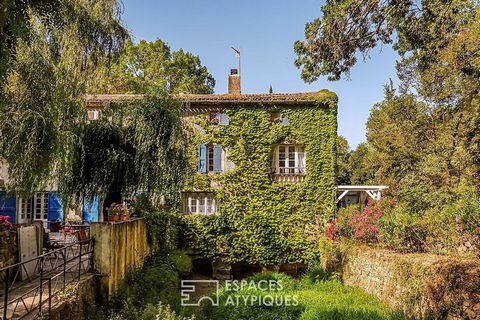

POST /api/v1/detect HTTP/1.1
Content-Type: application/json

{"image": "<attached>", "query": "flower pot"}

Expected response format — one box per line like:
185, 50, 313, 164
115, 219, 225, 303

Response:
120, 214, 128, 221
108, 215, 115, 222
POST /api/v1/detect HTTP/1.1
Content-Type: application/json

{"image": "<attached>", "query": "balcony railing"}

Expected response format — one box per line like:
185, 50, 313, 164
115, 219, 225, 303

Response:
270, 167, 305, 183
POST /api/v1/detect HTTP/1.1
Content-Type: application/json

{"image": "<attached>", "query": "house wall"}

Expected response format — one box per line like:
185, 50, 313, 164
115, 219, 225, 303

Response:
180, 91, 338, 265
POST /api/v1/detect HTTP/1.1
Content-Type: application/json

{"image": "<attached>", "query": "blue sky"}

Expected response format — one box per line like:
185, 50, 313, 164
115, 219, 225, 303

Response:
121, 0, 399, 149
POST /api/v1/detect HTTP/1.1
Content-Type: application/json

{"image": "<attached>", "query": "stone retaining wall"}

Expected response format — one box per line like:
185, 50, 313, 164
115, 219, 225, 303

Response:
0, 231, 17, 269
338, 246, 480, 319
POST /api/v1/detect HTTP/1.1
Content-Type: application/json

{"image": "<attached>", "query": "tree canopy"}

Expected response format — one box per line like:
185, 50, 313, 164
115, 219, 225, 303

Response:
88, 39, 215, 94
0, 1, 190, 207
294, 0, 479, 82
303, 1, 480, 212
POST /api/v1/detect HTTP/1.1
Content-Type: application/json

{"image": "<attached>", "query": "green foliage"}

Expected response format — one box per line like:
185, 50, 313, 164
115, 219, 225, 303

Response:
335, 191, 480, 256
335, 136, 351, 185
0, 0, 127, 196
0, 0, 127, 85
107, 302, 194, 320
167, 250, 192, 276
58, 96, 188, 206
88, 39, 215, 94
180, 93, 338, 265
294, 0, 478, 81
196, 272, 402, 320
137, 206, 181, 252
110, 254, 182, 316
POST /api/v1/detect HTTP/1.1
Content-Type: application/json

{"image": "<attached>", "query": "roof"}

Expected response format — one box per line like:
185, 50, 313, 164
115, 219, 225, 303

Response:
85, 90, 337, 108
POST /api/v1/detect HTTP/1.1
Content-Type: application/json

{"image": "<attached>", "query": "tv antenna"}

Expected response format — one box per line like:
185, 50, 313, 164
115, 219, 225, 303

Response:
231, 47, 241, 76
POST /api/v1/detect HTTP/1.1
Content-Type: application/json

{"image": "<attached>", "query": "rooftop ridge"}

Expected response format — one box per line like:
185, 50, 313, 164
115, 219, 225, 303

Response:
85, 90, 337, 107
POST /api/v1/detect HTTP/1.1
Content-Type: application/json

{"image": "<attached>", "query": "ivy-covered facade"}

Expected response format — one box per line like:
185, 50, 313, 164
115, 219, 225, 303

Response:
179, 90, 338, 265
85, 88, 338, 265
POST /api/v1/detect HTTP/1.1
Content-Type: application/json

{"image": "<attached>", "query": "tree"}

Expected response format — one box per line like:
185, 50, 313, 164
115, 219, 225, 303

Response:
294, 0, 478, 82
0, 0, 128, 196
336, 136, 351, 185
0, 0, 127, 85
89, 39, 215, 94
348, 143, 375, 185
59, 97, 188, 207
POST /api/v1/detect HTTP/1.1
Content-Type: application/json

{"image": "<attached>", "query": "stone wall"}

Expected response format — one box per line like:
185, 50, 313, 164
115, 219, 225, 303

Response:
339, 246, 480, 319
0, 231, 17, 269
90, 218, 151, 298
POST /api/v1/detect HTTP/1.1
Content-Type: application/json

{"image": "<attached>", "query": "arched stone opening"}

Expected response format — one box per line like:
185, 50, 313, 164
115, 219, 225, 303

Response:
192, 258, 213, 278
230, 262, 261, 280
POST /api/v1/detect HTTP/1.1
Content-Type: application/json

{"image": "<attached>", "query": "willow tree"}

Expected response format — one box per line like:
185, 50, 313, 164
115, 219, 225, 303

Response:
0, 1, 189, 211
0, 1, 127, 198
59, 97, 188, 208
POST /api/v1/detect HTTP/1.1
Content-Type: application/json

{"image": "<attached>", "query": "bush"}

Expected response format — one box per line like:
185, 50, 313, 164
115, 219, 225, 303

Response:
110, 254, 181, 315
134, 195, 180, 251
300, 266, 336, 285
167, 250, 192, 276
108, 302, 194, 320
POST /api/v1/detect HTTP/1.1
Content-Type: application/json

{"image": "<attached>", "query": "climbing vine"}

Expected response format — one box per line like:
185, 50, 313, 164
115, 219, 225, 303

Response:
179, 90, 338, 265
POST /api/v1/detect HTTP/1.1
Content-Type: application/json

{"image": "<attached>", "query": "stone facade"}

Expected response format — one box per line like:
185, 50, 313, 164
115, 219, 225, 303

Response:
338, 247, 480, 319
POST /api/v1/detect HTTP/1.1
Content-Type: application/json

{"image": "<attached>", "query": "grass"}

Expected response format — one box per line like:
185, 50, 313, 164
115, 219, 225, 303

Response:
190, 272, 406, 320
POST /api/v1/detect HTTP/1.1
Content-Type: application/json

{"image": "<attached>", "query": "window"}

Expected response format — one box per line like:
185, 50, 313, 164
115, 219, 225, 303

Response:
208, 111, 229, 125
271, 112, 289, 125
34, 192, 48, 221
87, 109, 99, 121
184, 193, 217, 215
18, 197, 33, 223
198, 144, 223, 173
271, 145, 305, 174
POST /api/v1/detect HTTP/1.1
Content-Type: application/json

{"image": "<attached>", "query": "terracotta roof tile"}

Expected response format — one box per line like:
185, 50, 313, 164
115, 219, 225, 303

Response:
85, 91, 335, 108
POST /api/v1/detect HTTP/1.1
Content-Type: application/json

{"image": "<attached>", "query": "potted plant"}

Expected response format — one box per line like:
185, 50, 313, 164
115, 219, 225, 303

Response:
119, 206, 129, 221
107, 203, 119, 222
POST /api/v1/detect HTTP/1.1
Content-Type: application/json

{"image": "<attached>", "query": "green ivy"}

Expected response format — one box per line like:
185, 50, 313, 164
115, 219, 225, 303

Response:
179, 91, 338, 265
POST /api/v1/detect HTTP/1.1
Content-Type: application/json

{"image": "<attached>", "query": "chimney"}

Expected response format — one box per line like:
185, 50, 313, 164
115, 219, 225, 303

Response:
228, 69, 241, 95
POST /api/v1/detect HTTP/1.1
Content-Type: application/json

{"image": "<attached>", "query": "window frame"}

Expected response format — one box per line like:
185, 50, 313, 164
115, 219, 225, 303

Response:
183, 192, 217, 215
33, 192, 48, 221
17, 197, 33, 223
271, 144, 306, 174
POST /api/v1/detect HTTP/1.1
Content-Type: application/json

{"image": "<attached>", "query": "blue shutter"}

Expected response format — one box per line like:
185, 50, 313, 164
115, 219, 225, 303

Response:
219, 112, 230, 125
198, 144, 207, 173
213, 144, 222, 173
280, 115, 289, 125
0, 192, 16, 224
82, 195, 99, 222
47, 192, 64, 221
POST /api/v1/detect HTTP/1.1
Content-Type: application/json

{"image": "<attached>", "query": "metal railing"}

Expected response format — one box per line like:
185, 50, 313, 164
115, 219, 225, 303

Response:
0, 238, 94, 320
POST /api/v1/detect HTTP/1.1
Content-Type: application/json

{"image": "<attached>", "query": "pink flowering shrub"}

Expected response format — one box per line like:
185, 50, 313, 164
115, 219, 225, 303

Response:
324, 219, 337, 241
0, 215, 11, 230
348, 199, 382, 242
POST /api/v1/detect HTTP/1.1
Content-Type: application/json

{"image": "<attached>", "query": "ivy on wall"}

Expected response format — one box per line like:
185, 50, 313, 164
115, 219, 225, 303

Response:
180, 90, 338, 265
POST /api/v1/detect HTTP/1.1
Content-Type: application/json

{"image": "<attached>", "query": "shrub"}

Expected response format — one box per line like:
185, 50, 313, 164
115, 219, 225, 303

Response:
377, 203, 428, 252
108, 302, 194, 320
300, 266, 336, 286
167, 250, 192, 276
110, 254, 181, 314
195, 271, 402, 320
